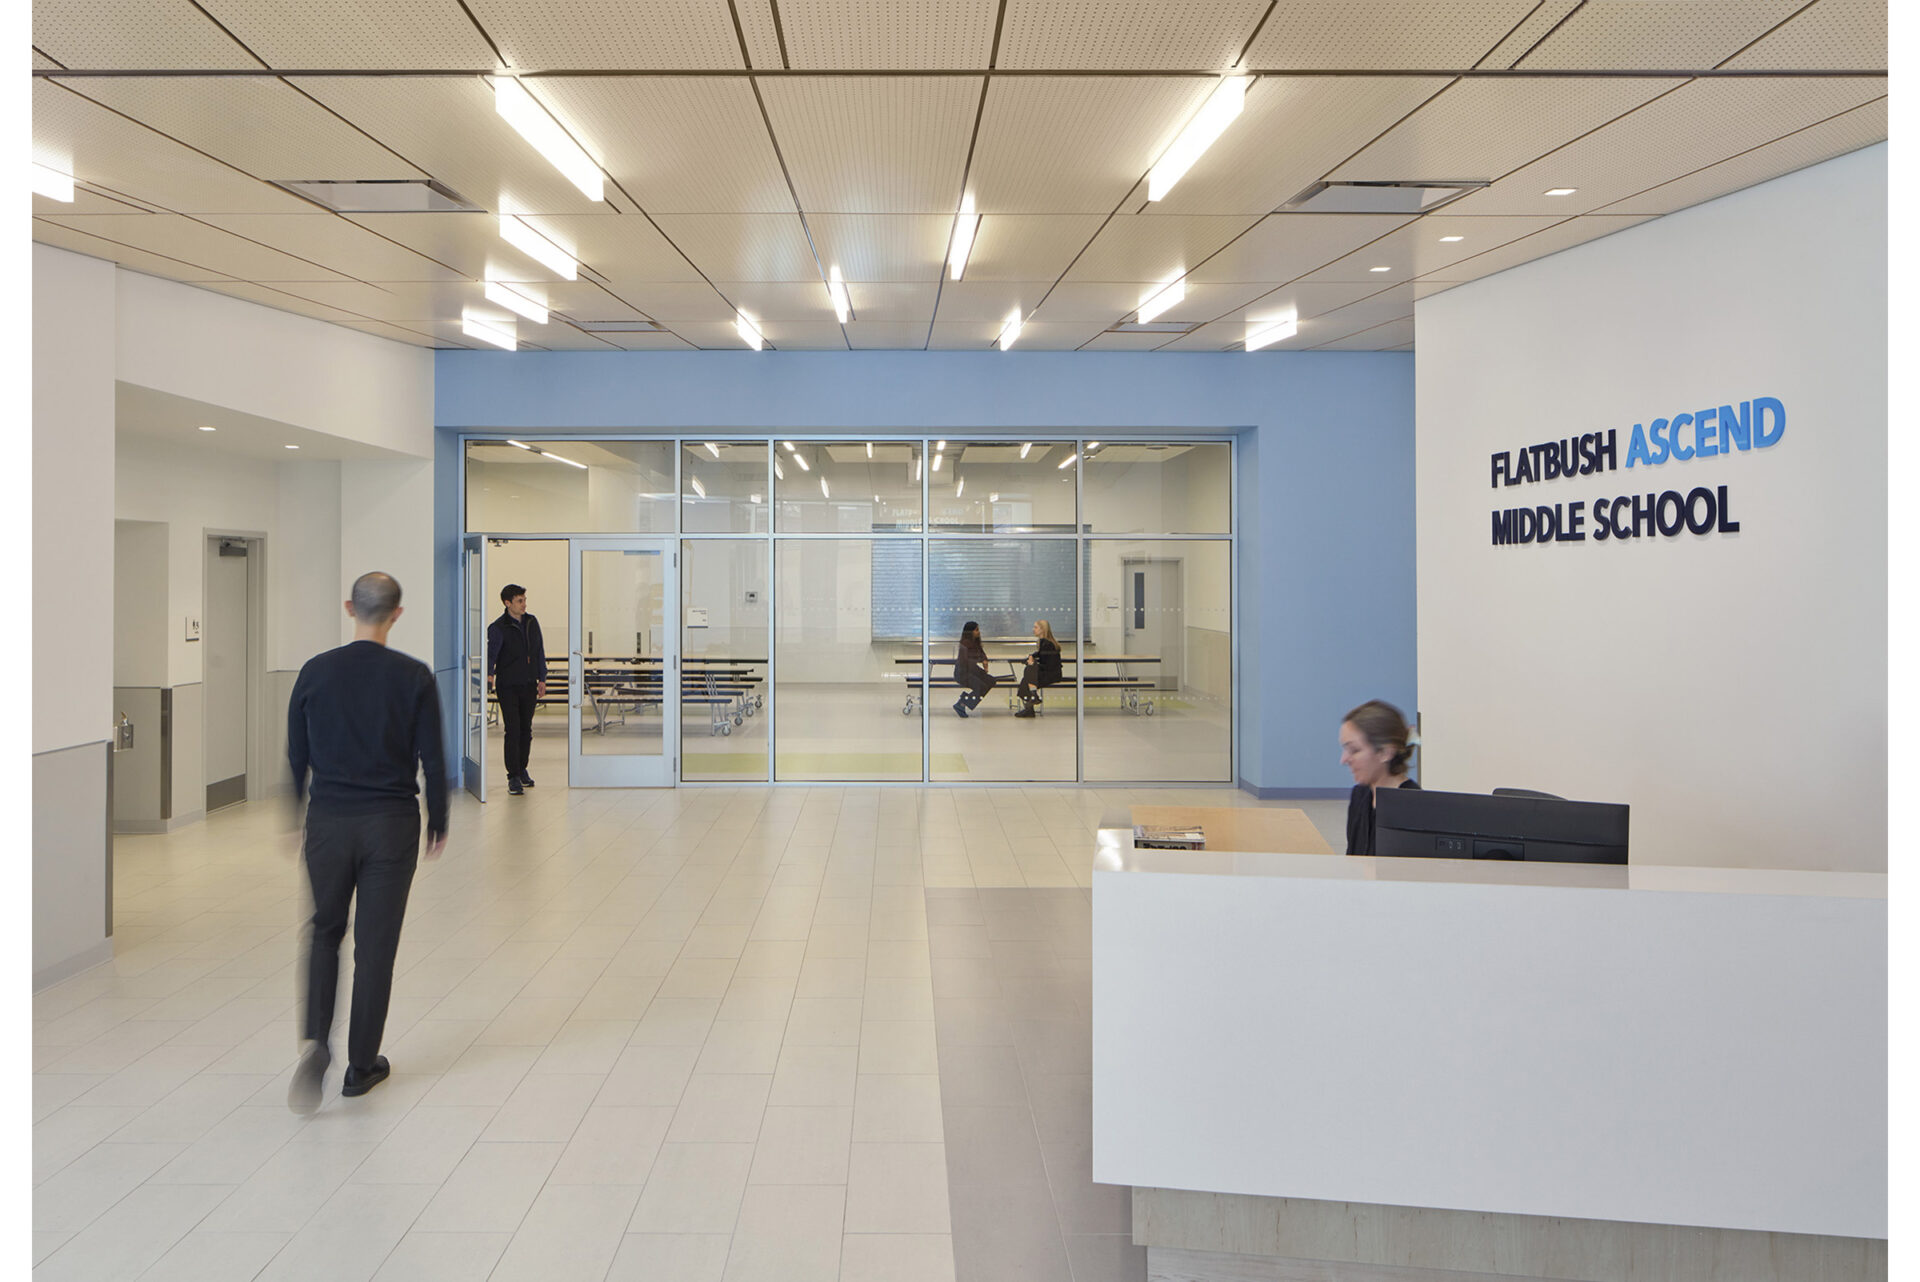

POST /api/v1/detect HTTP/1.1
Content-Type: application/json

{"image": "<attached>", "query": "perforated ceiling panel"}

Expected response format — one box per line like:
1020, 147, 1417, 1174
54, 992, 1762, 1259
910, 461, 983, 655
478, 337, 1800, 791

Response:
734, 0, 787, 69
1312, 316, 1413, 349
778, 0, 997, 69
1299, 281, 1412, 333
1513, 0, 1805, 70
844, 320, 934, 349
64, 77, 428, 184
1148, 75, 1451, 216
33, 49, 63, 68
260, 278, 457, 319
1331, 76, 1681, 184
967, 77, 1216, 213
32, 216, 235, 283
1440, 75, 1887, 216
1474, 0, 1581, 68
931, 280, 1054, 323
1058, 213, 1252, 283
189, 279, 378, 327
292, 76, 609, 216
518, 212, 708, 280
1417, 213, 1652, 281
533, 77, 793, 213
32, 0, 260, 69
605, 282, 737, 322
40, 213, 354, 280
927, 320, 1007, 348
1034, 279, 1275, 324
962, 214, 1109, 280
1185, 212, 1412, 283
1721, 0, 1887, 69
1153, 279, 1397, 347
710, 281, 840, 320
649, 212, 823, 281
197, 0, 498, 69
33, 185, 154, 215
1242, 0, 1540, 69
758, 319, 851, 349
462, 0, 745, 70
806, 214, 953, 281
759, 76, 980, 213
996, 0, 1270, 70
1299, 213, 1567, 282
196, 214, 466, 281
844, 282, 942, 323
34, 80, 312, 213
1596, 97, 1885, 215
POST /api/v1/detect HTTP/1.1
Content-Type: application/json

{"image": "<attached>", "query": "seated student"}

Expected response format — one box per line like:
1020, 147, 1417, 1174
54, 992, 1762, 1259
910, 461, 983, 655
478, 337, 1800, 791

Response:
951, 621, 996, 717
1014, 619, 1062, 718
1341, 699, 1420, 855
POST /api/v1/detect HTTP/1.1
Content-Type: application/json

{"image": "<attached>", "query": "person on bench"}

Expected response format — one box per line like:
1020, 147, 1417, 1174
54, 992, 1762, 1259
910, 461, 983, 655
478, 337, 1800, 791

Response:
952, 620, 996, 718
487, 583, 547, 795
1015, 619, 1062, 718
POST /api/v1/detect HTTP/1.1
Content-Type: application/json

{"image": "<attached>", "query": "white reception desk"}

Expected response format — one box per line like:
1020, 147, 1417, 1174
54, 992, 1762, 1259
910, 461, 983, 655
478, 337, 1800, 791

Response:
1091, 832, 1886, 1261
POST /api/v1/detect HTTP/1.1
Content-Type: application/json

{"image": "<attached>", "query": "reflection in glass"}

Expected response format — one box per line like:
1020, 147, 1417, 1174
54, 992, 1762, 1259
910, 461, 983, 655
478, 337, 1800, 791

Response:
1082, 539, 1231, 782
1082, 441, 1231, 534
682, 441, 770, 533
464, 543, 484, 784
927, 540, 1077, 782
579, 546, 667, 757
466, 440, 675, 532
928, 440, 1078, 531
486, 540, 568, 777
682, 540, 769, 781
774, 440, 923, 533
774, 539, 922, 781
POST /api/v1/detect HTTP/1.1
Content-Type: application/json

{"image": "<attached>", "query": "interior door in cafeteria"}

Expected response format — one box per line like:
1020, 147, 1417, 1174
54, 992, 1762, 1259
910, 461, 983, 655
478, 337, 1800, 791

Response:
569, 538, 678, 787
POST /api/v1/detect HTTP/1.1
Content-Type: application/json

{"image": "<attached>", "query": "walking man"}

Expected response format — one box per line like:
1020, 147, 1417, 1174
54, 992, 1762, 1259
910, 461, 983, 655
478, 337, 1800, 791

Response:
487, 582, 548, 795
287, 572, 448, 1111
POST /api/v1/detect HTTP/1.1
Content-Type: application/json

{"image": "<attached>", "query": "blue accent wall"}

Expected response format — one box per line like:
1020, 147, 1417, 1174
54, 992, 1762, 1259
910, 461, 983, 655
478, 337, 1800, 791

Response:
433, 349, 1414, 791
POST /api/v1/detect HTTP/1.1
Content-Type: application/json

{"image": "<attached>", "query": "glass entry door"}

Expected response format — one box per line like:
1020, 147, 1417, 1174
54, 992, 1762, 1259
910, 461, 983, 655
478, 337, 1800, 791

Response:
569, 538, 678, 787
461, 533, 487, 801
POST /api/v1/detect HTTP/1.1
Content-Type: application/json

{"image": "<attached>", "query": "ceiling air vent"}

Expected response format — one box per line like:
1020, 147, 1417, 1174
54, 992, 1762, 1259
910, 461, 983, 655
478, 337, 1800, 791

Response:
272, 179, 482, 213
572, 320, 665, 333
1281, 180, 1487, 214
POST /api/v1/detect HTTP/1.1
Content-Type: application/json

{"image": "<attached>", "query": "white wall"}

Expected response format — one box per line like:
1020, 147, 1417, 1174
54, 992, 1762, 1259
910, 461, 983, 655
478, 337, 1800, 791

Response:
340, 460, 438, 665
1415, 144, 1886, 871
114, 521, 169, 688
115, 272, 434, 459
276, 462, 343, 672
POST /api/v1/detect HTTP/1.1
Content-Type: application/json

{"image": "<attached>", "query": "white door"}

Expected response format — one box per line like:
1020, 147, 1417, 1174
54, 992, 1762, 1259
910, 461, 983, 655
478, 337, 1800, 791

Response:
462, 533, 487, 801
204, 537, 251, 810
1122, 558, 1183, 691
569, 538, 678, 787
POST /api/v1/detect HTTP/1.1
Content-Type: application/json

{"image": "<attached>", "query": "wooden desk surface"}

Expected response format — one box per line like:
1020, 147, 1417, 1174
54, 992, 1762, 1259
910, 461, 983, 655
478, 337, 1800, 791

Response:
1129, 804, 1334, 856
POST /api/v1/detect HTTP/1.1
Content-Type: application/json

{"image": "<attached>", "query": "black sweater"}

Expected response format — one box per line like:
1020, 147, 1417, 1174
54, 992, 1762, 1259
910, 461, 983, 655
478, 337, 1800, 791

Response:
487, 610, 548, 686
1345, 777, 1420, 856
288, 640, 449, 838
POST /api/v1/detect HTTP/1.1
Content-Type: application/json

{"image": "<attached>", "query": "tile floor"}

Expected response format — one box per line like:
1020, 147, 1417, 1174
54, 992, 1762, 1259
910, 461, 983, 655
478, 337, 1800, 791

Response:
35, 774, 1345, 1281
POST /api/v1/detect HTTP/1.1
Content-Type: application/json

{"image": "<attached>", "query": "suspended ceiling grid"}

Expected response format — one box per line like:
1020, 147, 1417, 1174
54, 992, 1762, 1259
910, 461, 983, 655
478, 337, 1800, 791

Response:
30, 0, 1887, 354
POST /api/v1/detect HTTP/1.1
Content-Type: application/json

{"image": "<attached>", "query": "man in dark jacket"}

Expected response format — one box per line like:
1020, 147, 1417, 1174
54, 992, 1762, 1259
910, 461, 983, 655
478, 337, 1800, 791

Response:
287, 571, 447, 1111
487, 583, 548, 795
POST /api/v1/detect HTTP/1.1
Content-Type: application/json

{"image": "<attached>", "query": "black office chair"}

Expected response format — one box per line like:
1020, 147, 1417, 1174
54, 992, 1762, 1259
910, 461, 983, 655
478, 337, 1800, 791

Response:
1493, 787, 1564, 800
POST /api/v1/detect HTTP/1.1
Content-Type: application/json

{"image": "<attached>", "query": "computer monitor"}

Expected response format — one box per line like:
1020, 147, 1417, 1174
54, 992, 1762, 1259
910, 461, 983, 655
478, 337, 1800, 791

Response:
1373, 788, 1629, 865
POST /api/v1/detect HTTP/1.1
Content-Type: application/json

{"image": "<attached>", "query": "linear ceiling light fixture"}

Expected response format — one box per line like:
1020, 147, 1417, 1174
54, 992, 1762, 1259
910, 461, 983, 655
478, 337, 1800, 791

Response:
198, 425, 217, 432
997, 310, 1024, 351
1020, 442, 1033, 459
484, 281, 549, 325
690, 475, 706, 498
1439, 234, 1465, 242
820, 476, 830, 498
32, 163, 74, 201
462, 310, 517, 350
735, 310, 765, 350
503, 438, 585, 467
827, 266, 851, 323
499, 215, 578, 280
947, 193, 979, 281
705, 441, 720, 458
492, 77, 604, 202
793, 453, 810, 471
1544, 187, 1578, 197
865, 441, 873, 458
1245, 315, 1299, 351
1148, 76, 1247, 202
1136, 276, 1186, 324
774, 458, 785, 480
1057, 453, 1078, 469
956, 476, 965, 498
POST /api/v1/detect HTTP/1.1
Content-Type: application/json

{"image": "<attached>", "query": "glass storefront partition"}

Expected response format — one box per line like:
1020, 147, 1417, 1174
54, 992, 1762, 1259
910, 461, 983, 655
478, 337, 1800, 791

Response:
682, 440, 770, 533
467, 439, 675, 532
775, 440, 924, 532
681, 539, 769, 781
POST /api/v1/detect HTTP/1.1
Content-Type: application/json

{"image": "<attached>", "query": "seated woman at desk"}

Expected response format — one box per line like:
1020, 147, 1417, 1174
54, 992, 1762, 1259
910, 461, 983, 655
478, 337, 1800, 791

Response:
952, 620, 996, 717
1341, 699, 1420, 855
1015, 619, 1062, 718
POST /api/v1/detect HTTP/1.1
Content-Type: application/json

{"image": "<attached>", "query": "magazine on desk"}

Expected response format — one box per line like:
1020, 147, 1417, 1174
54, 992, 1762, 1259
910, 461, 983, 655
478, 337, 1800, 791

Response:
1133, 825, 1204, 851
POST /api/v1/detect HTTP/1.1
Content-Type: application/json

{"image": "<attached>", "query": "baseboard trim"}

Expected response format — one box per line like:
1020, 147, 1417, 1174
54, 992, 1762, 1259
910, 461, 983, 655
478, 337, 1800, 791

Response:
1237, 780, 1349, 801
35, 939, 115, 992
114, 808, 205, 835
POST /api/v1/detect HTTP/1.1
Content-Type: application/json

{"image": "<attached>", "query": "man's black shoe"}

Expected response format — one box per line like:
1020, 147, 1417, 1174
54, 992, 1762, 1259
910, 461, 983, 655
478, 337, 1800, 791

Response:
518, 771, 535, 788
288, 1042, 330, 1114
509, 775, 524, 795
341, 1056, 391, 1097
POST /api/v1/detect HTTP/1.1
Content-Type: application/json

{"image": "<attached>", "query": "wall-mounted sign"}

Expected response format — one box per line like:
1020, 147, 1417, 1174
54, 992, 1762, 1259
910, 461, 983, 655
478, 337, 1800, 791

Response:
1488, 397, 1784, 546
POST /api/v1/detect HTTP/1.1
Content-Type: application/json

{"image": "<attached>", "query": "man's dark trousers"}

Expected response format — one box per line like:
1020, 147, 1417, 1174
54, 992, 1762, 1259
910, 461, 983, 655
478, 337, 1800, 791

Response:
498, 681, 537, 780
303, 810, 420, 1070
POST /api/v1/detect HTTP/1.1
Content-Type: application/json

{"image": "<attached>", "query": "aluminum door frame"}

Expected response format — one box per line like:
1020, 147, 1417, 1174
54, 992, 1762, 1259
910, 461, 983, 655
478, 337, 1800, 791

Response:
461, 533, 488, 801
568, 537, 679, 788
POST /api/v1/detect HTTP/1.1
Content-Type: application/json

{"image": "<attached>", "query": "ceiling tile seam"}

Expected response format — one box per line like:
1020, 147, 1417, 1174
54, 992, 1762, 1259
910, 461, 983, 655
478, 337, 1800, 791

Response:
33, 67, 1885, 80
740, 79, 843, 349
66, 180, 169, 214
926, 73, 1000, 351
447, 0, 511, 70
182, 0, 272, 70
1472, 0, 1553, 71
768, 0, 792, 70
32, 46, 68, 71
1589, 94, 1888, 215
987, 0, 1010, 71
1231, 3, 1279, 72
1155, 277, 1412, 352
1307, 314, 1412, 349
44, 78, 350, 220
162, 209, 399, 286
34, 216, 238, 282
725, 0, 757, 71
1712, 0, 1823, 69
275, 76, 438, 183
1459, 76, 1700, 192
1505, 0, 1591, 70
1404, 215, 1585, 282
